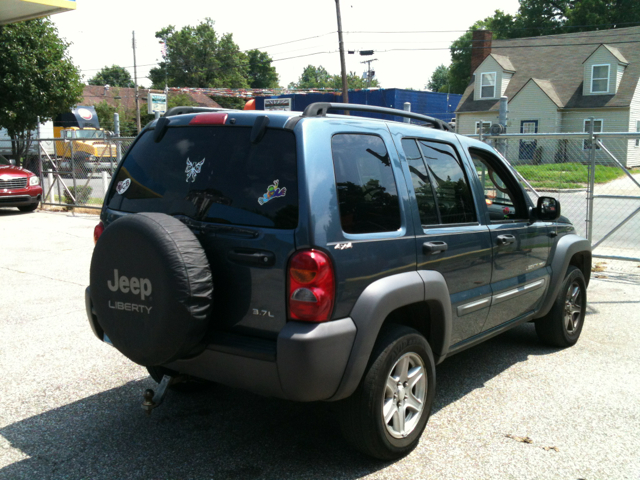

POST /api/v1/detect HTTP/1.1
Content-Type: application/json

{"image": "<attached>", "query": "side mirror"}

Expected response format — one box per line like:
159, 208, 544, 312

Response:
532, 196, 561, 222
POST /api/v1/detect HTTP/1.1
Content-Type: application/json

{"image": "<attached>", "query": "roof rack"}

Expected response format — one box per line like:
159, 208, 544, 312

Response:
164, 106, 229, 117
301, 102, 453, 132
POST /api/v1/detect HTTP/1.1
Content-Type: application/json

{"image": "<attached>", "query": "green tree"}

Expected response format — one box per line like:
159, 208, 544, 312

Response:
329, 71, 380, 89
288, 65, 332, 89
246, 49, 279, 88
289, 65, 380, 89
88, 65, 135, 88
427, 64, 450, 92
0, 18, 83, 165
149, 18, 249, 89
447, 12, 516, 94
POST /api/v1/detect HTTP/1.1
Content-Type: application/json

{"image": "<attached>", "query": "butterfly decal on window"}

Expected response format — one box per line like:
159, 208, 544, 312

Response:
185, 158, 205, 182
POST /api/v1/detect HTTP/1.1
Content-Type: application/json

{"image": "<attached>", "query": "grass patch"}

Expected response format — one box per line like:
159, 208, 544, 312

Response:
514, 163, 626, 189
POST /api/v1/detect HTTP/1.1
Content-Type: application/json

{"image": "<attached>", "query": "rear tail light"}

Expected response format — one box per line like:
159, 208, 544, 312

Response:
288, 249, 335, 322
94, 221, 104, 244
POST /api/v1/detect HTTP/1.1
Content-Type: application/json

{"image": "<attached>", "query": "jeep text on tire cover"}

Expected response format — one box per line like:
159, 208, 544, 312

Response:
85, 104, 591, 460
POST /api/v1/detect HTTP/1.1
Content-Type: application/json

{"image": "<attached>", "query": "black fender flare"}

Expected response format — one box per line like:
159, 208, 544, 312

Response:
328, 270, 451, 401
535, 234, 592, 319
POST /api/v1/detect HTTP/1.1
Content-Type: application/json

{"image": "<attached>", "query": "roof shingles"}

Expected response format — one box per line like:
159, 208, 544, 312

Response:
456, 26, 640, 113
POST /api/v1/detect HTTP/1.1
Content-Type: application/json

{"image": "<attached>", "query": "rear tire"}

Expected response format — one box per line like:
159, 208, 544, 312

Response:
338, 324, 435, 460
535, 266, 587, 347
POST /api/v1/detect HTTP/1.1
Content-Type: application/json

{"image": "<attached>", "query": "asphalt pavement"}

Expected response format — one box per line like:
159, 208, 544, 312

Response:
1, 209, 639, 480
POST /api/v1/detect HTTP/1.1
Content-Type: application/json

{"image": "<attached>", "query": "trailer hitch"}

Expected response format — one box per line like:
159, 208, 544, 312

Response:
142, 374, 183, 415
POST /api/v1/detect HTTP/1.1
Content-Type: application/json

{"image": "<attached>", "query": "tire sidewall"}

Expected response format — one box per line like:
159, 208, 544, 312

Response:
556, 266, 587, 344
368, 331, 436, 452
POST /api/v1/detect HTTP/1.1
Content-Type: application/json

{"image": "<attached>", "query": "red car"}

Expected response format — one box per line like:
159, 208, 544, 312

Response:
0, 154, 42, 212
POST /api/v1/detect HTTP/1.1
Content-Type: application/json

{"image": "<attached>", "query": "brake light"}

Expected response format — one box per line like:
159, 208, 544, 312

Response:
288, 250, 335, 322
94, 221, 104, 244
189, 113, 228, 125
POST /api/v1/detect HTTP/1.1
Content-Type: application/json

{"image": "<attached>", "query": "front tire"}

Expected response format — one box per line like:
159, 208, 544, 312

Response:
18, 202, 38, 212
338, 324, 435, 460
535, 265, 587, 347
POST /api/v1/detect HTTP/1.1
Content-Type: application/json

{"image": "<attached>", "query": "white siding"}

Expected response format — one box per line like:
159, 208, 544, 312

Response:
583, 46, 624, 96
627, 80, 640, 168
473, 56, 504, 101
617, 64, 625, 91
562, 109, 630, 166
456, 112, 498, 135
501, 73, 513, 97
507, 81, 561, 164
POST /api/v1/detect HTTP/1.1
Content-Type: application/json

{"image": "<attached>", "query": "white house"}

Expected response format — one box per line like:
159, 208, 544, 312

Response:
455, 27, 640, 167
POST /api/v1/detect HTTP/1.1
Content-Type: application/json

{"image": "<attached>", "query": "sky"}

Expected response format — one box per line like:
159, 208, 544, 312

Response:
52, 0, 521, 91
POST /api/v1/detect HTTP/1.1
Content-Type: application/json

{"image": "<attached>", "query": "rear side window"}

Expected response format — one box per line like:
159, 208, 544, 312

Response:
402, 138, 476, 226
107, 126, 298, 229
332, 134, 401, 234
417, 140, 476, 225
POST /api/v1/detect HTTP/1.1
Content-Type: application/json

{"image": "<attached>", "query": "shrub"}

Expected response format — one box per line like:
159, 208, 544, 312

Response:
64, 185, 93, 207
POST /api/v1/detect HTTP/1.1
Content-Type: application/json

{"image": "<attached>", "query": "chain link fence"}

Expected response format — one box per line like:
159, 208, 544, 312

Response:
25, 137, 136, 211
476, 131, 640, 262
4, 128, 638, 262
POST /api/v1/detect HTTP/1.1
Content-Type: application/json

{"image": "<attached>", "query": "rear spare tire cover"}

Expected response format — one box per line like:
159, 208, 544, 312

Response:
90, 213, 213, 366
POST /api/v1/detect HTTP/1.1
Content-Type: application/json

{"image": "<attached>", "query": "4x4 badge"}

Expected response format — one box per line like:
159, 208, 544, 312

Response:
258, 179, 287, 205
185, 158, 205, 182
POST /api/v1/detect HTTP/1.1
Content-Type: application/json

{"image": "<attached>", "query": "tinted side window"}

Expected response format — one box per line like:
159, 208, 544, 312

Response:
418, 140, 476, 224
470, 150, 527, 221
332, 134, 401, 234
401, 139, 438, 225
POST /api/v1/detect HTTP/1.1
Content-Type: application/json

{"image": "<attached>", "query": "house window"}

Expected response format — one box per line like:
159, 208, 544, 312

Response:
475, 121, 491, 136
591, 65, 610, 93
481, 72, 496, 98
636, 121, 640, 147
583, 119, 603, 150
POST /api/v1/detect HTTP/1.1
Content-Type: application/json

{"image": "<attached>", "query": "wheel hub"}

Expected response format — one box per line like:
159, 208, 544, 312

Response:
564, 281, 583, 334
383, 352, 427, 439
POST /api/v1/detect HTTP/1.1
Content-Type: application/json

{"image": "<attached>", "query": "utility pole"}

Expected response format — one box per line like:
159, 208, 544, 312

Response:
132, 31, 141, 133
335, 0, 349, 106
360, 58, 377, 88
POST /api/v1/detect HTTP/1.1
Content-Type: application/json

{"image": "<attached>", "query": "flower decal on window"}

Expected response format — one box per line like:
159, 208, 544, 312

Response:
258, 179, 287, 205
185, 158, 205, 182
116, 178, 131, 195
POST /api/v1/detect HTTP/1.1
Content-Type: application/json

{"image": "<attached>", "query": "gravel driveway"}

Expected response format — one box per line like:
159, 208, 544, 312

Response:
1, 210, 639, 480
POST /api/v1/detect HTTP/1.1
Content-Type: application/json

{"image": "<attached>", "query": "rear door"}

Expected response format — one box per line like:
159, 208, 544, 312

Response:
107, 124, 298, 340
391, 131, 493, 346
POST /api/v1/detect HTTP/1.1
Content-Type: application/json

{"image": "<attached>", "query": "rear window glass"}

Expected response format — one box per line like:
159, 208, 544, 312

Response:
107, 126, 298, 229
332, 134, 401, 234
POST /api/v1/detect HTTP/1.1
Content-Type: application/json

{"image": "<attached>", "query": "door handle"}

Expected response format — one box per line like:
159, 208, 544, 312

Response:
423, 241, 448, 255
228, 249, 275, 267
496, 234, 516, 246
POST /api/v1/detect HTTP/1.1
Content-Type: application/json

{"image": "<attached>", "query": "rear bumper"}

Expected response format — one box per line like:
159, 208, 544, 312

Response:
85, 287, 357, 402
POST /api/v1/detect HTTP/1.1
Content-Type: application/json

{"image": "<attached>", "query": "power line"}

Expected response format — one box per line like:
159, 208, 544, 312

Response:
244, 31, 336, 51
344, 21, 640, 35
271, 51, 337, 62
368, 39, 640, 54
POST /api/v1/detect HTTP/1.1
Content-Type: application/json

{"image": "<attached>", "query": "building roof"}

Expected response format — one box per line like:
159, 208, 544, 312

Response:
456, 26, 640, 113
489, 53, 516, 72
81, 85, 221, 111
